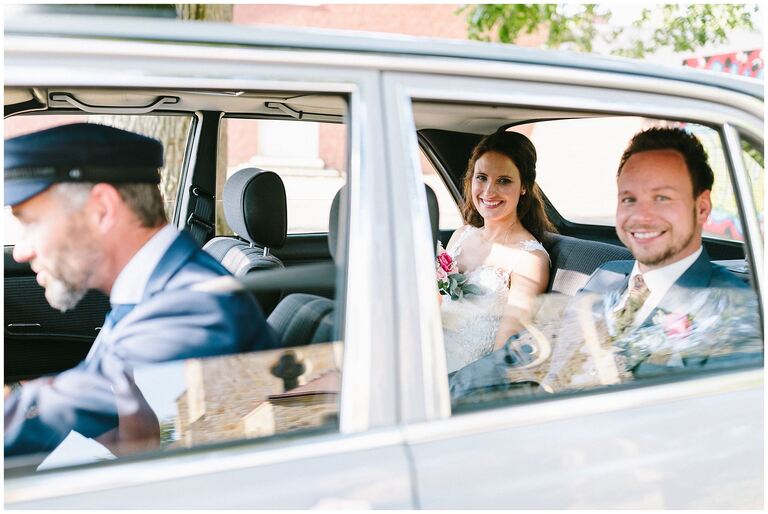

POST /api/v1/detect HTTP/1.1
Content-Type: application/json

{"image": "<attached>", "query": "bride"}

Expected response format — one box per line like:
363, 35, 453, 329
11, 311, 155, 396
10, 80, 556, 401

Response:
440, 131, 554, 373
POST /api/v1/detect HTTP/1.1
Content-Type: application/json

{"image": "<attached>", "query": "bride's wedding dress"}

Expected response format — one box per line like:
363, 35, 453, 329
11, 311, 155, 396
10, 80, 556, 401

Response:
441, 226, 547, 373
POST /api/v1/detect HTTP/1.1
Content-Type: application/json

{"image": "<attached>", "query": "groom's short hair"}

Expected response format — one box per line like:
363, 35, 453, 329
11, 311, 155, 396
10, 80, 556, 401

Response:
618, 127, 714, 197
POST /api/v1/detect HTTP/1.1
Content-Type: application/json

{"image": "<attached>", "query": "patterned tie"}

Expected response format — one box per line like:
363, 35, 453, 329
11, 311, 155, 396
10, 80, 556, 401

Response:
613, 274, 650, 335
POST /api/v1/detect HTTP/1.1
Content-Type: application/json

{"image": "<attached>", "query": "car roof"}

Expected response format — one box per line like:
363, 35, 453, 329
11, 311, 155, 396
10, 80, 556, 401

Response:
5, 12, 763, 101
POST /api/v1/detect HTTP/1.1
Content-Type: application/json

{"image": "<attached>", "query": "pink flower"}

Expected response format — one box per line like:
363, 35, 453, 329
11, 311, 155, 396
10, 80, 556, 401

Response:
436, 265, 448, 281
659, 313, 693, 337
437, 251, 455, 273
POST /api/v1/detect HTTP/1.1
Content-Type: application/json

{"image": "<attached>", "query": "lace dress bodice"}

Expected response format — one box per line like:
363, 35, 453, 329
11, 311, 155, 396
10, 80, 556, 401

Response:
441, 226, 547, 373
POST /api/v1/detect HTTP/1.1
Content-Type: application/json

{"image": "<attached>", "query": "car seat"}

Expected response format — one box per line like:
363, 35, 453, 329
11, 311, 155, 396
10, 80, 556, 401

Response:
204, 167, 287, 314
268, 184, 440, 346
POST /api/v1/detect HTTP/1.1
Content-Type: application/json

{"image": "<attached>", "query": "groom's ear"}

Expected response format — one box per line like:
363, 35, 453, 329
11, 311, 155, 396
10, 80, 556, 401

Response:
695, 190, 712, 225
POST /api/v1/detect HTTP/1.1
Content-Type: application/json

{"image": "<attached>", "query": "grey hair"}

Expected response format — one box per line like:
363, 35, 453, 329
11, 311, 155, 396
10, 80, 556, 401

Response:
51, 182, 93, 211
52, 182, 167, 227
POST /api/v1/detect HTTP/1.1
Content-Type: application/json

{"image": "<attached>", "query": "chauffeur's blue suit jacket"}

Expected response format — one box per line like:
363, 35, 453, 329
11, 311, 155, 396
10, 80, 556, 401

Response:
580, 248, 750, 325
5, 230, 279, 457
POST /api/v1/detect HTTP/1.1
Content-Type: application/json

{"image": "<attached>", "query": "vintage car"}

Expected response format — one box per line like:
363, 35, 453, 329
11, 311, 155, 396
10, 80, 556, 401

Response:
4, 10, 763, 509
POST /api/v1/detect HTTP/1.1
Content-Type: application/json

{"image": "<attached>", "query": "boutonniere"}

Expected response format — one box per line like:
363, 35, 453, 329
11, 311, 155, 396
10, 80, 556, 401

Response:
652, 309, 694, 338
436, 242, 482, 301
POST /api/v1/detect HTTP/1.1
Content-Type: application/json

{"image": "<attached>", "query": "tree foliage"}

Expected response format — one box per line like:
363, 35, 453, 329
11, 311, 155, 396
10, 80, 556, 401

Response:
461, 4, 760, 57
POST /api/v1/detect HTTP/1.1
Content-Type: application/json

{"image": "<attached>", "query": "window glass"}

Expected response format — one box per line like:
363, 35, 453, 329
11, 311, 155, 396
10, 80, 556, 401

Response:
740, 138, 764, 238
5, 107, 348, 472
3, 114, 191, 245
411, 102, 763, 416
156, 343, 342, 450
420, 148, 462, 231
217, 118, 347, 235
13, 343, 343, 471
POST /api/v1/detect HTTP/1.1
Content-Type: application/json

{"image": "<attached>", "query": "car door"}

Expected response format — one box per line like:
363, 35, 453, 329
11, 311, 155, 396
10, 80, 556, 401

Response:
4, 249, 109, 380
4, 16, 414, 508
382, 66, 763, 509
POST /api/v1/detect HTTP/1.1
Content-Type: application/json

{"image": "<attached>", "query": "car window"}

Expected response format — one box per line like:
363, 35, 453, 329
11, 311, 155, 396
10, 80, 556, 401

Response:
3, 114, 192, 245
411, 101, 763, 416
216, 117, 347, 235
4, 104, 349, 472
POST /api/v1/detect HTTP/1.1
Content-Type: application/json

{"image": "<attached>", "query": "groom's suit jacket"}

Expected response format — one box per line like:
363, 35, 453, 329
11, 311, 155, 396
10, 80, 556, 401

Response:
580, 248, 749, 326
5, 230, 279, 457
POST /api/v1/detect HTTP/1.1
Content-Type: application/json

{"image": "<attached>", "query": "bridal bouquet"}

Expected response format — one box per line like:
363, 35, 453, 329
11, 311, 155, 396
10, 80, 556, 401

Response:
436, 242, 482, 300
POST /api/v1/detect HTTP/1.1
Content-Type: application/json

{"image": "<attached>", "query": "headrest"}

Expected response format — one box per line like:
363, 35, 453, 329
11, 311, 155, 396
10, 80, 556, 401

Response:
4, 123, 163, 206
327, 183, 440, 261
223, 167, 287, 249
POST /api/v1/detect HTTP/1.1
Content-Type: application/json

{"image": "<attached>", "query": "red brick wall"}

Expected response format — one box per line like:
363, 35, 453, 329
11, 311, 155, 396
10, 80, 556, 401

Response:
233, 4, 469, 39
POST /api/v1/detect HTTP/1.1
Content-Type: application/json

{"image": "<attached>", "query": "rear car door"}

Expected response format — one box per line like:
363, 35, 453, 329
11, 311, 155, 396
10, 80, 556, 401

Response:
382, 65, 763, 508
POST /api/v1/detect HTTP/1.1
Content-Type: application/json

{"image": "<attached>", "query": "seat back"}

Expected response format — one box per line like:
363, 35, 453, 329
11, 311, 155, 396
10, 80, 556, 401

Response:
204, 167, 288, 314
269, 184, 440, 346
542, 233, 632, 295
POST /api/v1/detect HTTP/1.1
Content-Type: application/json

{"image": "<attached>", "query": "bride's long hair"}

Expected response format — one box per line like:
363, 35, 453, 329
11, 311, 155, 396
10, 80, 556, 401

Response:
460, 130, 556, 242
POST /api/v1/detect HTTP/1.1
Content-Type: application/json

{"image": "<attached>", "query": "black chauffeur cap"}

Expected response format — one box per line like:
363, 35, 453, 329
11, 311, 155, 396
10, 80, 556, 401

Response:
4, 123, 164, 207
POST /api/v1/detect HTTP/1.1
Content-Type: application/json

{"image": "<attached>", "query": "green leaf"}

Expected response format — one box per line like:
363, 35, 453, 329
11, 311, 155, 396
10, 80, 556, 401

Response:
463, 284, 484, 296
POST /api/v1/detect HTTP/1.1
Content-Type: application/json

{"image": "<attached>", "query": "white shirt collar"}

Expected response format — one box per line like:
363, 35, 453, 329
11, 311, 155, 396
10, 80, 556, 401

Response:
110, 224, 179, 305
627, 246, 703, 325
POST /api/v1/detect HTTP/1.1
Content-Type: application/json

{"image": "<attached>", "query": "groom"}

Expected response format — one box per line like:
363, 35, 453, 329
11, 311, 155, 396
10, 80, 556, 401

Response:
581, 127, 748, 308
449, 127, 758, 399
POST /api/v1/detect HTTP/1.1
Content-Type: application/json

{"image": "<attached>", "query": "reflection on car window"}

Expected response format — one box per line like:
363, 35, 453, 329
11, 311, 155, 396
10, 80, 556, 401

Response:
29, 344, 343, 470
170, 344, 342, 447
449, 287, 762, 411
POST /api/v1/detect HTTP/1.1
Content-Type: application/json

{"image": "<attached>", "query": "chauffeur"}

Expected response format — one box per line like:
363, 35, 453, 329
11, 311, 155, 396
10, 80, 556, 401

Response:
4, 123, 278, 457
